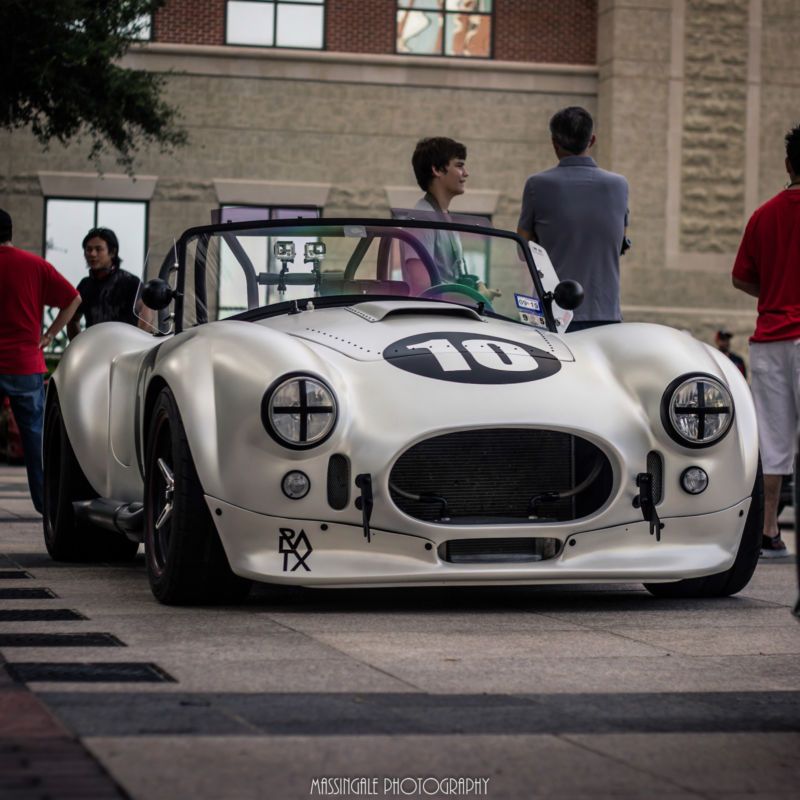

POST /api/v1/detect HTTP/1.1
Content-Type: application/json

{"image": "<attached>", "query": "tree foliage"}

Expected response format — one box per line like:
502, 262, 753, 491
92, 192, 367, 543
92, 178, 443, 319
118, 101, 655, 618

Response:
0, 0, 187, 173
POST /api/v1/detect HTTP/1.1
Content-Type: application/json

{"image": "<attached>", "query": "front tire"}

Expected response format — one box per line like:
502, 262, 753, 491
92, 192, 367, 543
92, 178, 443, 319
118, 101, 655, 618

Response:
644, 461, 763, 598
42, 389, 139, 562
144, 387, 251, 605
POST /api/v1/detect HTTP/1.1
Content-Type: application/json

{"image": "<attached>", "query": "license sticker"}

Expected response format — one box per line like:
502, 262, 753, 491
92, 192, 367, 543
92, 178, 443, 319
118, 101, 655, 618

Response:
519, 311, 547, 328
515, 293, 546, 327
515, 293, 543, 314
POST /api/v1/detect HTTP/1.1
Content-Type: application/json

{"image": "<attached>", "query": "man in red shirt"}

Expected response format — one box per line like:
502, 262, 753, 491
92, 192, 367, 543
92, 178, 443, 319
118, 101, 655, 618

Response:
732, 123, 800, 558
0, 209, 80, 513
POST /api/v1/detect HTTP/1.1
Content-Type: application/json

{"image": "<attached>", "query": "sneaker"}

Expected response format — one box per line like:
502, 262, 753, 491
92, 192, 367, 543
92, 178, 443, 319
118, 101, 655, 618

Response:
760, 534, 788, 558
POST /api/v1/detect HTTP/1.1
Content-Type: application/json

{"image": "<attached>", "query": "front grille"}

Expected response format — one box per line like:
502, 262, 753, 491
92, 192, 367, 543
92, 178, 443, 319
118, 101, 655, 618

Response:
441, 537, 561, 563
389, 428, 612, 523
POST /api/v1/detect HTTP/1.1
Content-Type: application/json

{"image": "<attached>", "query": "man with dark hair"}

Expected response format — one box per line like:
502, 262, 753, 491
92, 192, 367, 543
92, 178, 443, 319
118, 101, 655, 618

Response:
67, 227, 146, 338
410, 136, 470, 284
412, 136, 468, 204
732, 122, 800, 558
517, 106, 629, 331
408, 137, 499, 301
0, 208, 81, 512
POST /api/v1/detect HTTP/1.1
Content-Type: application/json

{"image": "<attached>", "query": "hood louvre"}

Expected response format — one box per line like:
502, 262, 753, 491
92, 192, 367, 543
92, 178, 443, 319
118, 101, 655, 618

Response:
346, 300, 483, 323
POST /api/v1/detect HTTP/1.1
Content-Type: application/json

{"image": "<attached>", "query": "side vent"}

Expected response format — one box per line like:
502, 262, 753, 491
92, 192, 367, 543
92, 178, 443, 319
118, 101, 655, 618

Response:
327, 454, 350, 510
647, 451, 664, 505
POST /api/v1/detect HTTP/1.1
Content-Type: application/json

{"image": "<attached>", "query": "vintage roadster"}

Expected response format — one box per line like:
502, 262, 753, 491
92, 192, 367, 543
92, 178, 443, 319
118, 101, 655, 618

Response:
43, 215, 761, 604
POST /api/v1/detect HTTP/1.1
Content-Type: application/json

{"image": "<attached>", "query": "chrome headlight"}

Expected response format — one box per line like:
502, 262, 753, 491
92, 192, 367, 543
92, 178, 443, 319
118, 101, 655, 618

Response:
661, 373, 734, 448
262, 374, 337, 449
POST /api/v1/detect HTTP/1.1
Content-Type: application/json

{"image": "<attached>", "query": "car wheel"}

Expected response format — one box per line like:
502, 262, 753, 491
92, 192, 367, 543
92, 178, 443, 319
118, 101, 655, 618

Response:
644, 460, 763, 598
43, 389, 139, 562
144, 386, 251, 605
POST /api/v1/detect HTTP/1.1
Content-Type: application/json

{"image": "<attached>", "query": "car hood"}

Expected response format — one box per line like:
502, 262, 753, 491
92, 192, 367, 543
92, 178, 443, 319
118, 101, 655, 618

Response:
258, 300, 575, 363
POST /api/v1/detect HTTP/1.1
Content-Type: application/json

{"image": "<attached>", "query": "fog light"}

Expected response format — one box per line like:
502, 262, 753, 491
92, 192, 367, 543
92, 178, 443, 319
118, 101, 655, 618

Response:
282, 471, 310, 499
680, 467, 708, 494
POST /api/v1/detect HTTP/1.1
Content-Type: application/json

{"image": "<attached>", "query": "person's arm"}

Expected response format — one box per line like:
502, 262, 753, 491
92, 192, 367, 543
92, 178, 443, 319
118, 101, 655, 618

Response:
66, 310, 81, 340
135, 296, 155, 331
476, 281, 502, 301
41, 295, 81, 349
732, 212, 759, 299
517, 178, 539, 244
732, 276, 760, 298
621, 203, 630, 255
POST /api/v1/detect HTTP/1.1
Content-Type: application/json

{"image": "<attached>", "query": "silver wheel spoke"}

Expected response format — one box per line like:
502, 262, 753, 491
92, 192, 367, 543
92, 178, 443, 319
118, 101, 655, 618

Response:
155, 501, 173, 530
154, 457, 175, 531
157, 458, 175, 491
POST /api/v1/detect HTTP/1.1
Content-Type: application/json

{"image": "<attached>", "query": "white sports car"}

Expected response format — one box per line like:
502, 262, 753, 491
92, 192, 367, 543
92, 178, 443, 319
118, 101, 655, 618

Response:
43, 215, 761, 605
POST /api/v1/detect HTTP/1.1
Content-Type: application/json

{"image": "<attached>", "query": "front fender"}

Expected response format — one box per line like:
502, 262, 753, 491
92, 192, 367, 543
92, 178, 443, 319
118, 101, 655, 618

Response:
567, 323, 759, 502
147, 320, 342, 503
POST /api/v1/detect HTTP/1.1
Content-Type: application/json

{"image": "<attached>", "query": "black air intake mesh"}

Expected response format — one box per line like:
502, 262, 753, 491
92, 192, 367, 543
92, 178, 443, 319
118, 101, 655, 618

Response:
647, 450, 664, 505
389, 429, 612, 523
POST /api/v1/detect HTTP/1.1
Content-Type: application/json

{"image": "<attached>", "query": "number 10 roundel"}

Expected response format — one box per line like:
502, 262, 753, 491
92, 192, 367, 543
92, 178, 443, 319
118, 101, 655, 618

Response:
383, 332, 561, 384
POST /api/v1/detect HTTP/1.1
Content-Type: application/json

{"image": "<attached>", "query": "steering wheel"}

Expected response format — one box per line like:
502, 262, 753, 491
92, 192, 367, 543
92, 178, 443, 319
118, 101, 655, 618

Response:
420, 282, 494, 312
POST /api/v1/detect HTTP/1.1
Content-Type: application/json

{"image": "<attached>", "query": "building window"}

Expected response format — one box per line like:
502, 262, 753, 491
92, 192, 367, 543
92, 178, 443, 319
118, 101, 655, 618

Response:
44, 199, 148, 290
226, 1, 325, 49
123, 13, 153, 41
397, 1, 492, 58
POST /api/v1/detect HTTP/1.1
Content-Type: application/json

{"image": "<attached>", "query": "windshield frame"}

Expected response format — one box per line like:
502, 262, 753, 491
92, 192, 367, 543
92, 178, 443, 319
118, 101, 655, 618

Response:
172, 217, 555, 333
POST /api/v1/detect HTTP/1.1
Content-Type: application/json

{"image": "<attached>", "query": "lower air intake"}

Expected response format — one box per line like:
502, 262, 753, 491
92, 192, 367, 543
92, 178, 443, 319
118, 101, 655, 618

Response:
441, 537, 562, 564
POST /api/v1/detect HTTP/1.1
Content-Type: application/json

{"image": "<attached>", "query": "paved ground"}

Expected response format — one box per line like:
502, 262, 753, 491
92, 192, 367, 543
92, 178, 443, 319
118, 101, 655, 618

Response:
1, 464, 798, 800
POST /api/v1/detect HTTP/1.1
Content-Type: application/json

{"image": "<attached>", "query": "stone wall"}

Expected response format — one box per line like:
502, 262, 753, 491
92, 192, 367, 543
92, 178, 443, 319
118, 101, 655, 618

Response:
759, 0, 800, 205
680, 0, 748, 253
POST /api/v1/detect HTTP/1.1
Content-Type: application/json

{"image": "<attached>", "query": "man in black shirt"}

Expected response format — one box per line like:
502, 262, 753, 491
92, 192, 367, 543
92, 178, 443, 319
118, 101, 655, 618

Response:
67, 228, 147, 338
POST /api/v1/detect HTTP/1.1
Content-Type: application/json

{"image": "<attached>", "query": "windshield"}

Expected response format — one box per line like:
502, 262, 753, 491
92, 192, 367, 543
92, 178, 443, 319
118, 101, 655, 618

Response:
177, 218, 552, 330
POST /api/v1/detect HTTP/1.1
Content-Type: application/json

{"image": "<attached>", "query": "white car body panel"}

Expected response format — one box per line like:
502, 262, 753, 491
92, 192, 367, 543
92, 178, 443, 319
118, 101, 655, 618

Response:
208, 500, 749, 587
53, 309, 757, 588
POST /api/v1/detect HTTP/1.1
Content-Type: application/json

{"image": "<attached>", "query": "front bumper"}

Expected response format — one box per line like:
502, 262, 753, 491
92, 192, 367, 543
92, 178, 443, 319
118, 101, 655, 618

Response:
208, 496, 751, 587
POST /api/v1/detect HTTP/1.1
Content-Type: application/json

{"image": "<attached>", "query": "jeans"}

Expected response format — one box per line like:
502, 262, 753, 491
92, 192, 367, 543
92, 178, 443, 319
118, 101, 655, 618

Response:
0, 373, 45, 513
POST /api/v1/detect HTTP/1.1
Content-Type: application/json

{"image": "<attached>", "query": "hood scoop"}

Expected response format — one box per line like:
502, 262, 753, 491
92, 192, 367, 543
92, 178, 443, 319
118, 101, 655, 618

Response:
271, 301, 574, 363
346, 300, 484, 323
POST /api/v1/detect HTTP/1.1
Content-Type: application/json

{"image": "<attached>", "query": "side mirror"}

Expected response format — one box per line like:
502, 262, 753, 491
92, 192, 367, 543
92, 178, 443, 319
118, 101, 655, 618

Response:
553, 280, 584, 311
142, 278, 175, 311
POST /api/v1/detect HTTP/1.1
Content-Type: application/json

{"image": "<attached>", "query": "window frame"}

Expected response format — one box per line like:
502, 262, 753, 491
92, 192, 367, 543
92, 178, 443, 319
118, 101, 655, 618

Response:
42, 196, 150, 282
224, 0, 327, 51
395, 1, 494, 60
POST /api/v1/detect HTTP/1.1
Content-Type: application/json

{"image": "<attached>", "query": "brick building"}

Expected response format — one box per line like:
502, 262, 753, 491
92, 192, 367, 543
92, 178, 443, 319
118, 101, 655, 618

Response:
2, 0, 797, 341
